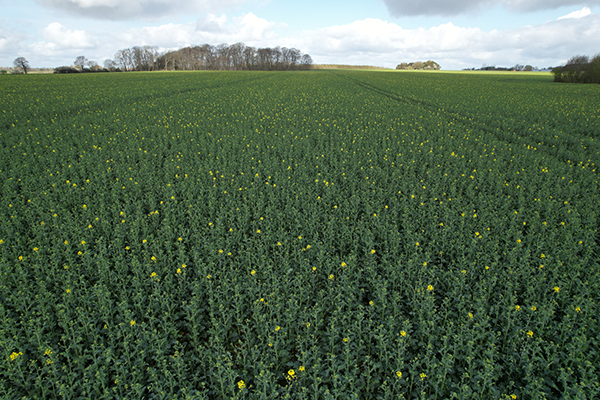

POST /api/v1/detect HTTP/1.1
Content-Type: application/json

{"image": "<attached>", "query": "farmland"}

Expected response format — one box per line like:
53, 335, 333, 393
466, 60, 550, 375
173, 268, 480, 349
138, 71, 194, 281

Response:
1, 70, 599, 399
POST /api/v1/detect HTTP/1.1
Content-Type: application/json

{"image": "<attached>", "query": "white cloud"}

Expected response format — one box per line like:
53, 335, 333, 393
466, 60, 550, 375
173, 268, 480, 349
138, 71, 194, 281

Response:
382, 0, 600, 16
4, 9, 598, 69
0, 23, 30, 56
41, 22, 97, 48
558, 6, 592, 19
196, 13, 228, 33
34, 0, 257, 20
292, 13, 600, 69
119, 12, 279, 48
233, 12, 278, 41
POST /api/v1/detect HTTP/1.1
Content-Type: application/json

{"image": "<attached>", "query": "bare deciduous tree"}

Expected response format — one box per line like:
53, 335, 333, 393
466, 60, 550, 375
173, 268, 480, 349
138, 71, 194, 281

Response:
74, 56, 87, 70
104, 59, 116, 71
13, 57, 30, 74
152, 43, 313, 72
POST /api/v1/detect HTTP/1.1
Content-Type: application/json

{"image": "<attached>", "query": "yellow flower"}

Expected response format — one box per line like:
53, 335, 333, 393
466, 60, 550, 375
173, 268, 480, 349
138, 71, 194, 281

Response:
177, 268, 182, 274
553, 286, 559, 293
420, 373, 427, 380
151, 256, 156, 261
527, 330, 533, 337
468, 312, 473, 318
400, 330, 406, 337
369, 301, 374, 306
66, 289, 71, 293
251, 270, 256, 276
312, 266, 316, 271
515, 305, 521, 311
306, 244, 311, 249
207, 275, 211, 279
256, 229, 261, 233
182, 264, 186, 268
150, 272, 157, 278
219, 249, 223, 254
288, 369, 295, 377
511, 395, 517, 399
341, 262, 347, 267
275, 326, 280, 331
396, 371, 402, 378
268, 342, 273, 347
142, 239, 147, 244
416, 242, 419, 246
18, 256, 23, 261
540, 253, 545, 258
329, 274, 334, 280
9, 351, 23, 361
277, 242, 282, 246
237, 380, 245, 390
178, 237, 182, 241
299, 366, 305, 372
370, 249, 376, 254
427, 285, 434, 292
130, 320, 136, 326
33, 247, 39, 252
44, 348, 53, 356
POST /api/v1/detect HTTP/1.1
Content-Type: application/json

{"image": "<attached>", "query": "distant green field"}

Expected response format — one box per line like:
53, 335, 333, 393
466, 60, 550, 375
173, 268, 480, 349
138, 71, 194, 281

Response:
1, 71, 599, 399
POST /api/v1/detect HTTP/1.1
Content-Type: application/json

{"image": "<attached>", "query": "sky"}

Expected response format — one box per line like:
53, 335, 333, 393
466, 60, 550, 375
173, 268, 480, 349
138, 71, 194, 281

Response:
1, 0, 599, 70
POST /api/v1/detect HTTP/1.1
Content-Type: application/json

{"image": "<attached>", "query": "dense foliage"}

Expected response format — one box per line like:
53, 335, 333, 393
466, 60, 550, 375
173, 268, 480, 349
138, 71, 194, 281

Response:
396, 61, 440, 70
1, 71, 599, 399
552, 54, 600, 84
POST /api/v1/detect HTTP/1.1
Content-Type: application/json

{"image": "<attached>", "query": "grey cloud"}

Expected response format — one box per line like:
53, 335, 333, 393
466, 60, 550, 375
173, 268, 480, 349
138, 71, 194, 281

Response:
382, 0, 600, 16
34, 0, 250, 21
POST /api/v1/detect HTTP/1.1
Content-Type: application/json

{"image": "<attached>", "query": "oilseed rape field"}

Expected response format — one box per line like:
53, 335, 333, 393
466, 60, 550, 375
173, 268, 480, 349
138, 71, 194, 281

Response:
1, 70, 599, 399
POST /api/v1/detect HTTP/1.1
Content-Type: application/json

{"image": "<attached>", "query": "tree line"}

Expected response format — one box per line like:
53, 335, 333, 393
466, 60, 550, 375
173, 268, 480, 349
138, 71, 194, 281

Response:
552, 54, 600, 84
51, 43, 313, 73
153, 43, 313, 71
